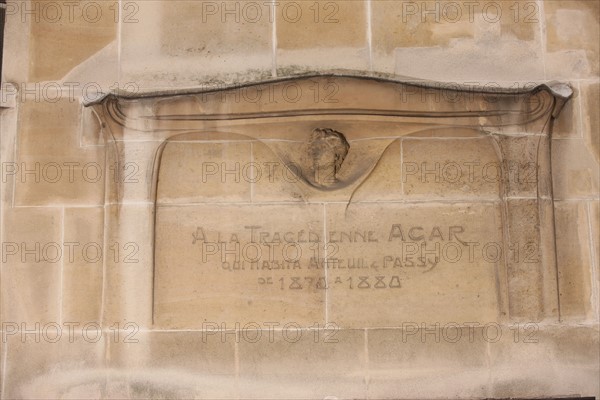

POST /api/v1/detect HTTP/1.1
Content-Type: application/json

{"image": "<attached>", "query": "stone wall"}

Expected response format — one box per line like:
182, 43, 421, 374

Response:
0, 1, 598, 399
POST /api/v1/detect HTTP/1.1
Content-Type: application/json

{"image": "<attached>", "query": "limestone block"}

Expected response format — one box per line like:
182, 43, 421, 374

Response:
367, 326, 490, 398
26, 0, 117, 82
555, 201, 594, 319
14, 99, 105, 206
504, 199, 544, 320
102, 204, 154, 327
581, 81, 600, 163
157, 140, 252, 204
238, 328, 366, 399
591, 201, 600, 285
2, 334, 105, 399
552, 138, 600, 199
371, 0, 476, 53
61, 207, 104, 323
371, 1, 544, 80
276, 0, 369, 72
488, 324, 600, 397
120, 0, 272, 89
545, 0, 600, 79
107, 331, 236, 399
401, 137, 500, 199
1, 207, 62, 325
277, 0, 367, 49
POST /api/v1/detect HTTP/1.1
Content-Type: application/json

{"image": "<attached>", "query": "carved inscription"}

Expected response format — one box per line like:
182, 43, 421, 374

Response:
154, 200, 505, 328
190, 223, 472, 279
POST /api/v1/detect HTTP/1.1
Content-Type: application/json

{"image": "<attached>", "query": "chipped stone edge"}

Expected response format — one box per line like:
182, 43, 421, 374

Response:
546, 81, 575, 118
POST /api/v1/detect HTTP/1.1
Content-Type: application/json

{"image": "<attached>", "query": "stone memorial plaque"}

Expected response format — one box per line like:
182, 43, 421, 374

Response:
154, 137, 504, 329
88, 75, 571, 331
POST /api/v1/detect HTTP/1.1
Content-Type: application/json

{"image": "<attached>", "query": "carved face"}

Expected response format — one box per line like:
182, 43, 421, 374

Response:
308, 128, 350, 186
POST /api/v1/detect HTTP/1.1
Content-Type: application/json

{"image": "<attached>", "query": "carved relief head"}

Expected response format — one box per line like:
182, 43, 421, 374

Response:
308, 128, 350, 187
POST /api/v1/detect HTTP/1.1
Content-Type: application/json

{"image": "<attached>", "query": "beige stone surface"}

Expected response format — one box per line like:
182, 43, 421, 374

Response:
120, 0, 272, 89
2, 1, 600, 396
27, 0, 117, 82
1, 207, 62, 325
351, 140, 404, 202
154, 203, 326, 328
2, 334, 106, 399
102, 204, 154, 327
374, 1, 466, 50
488, 325, 600, 397
107, 331, 237, 399
104, 140, 162, 204
582, 81, 600, 163
552, 137, 600, 199
1, 1, 31, 83
250, 140, 306, 203
504, 199, 544, 321
14, 99, 105, 206
494, 135, 540, 198
545, 0, 600, 79
276, 0, 369, 71
367, 326, 490, 398
325, 202, 504, 327
367, 324, 600, 398
61, 207, 104, 323
591, 201, 600, 286
238, 328, 366, 399
160, 1, 271, 57
401, 137, 500, 199
17, 99, 81, 158
371, 1, 545, 79
80, 106, 105, 147
157, 140, 252, 204
554, 201, 594, 319
371, 0, 538, 54
277, 0, 367, 49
